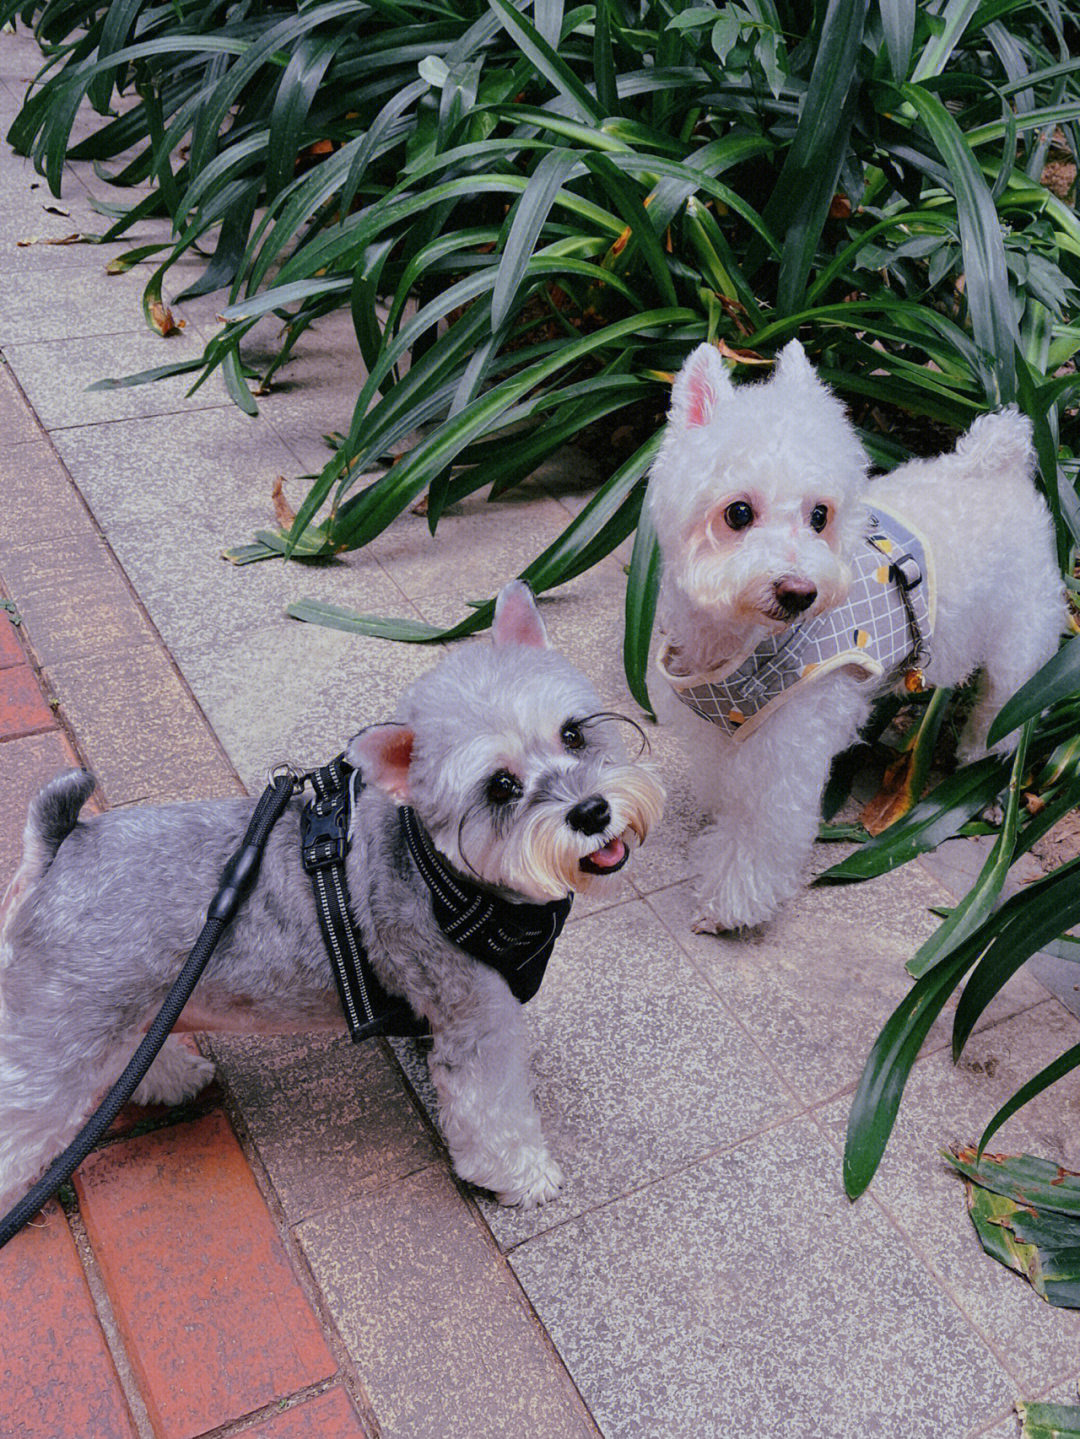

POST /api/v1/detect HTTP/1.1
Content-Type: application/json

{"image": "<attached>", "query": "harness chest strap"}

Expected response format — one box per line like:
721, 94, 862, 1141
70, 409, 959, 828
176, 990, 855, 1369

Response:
300, 756, 572, 1043
658, 503, 936, 740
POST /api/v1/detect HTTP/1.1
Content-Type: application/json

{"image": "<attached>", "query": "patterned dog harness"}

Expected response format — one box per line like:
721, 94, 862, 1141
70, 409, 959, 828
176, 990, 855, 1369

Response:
657, 504, 935, 741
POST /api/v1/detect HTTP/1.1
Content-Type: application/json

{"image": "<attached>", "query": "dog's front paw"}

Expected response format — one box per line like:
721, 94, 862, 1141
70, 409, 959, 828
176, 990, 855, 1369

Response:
496, 1151, 564, 1209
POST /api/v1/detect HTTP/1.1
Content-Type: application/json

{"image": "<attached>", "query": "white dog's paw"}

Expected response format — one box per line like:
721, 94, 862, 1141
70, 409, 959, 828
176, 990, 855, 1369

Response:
496, 1151, 564, 1210
132, 1041, 215, 1107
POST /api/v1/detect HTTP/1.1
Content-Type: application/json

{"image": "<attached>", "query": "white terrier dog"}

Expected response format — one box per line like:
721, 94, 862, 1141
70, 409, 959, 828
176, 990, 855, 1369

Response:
648, 340, 1064, 933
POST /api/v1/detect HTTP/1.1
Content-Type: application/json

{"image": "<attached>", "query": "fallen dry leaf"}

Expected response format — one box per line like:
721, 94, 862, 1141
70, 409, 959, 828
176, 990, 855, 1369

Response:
149, 299, 185, 336
859, 751, 917, 835
17, 233, 83, 247
271, 476, 296, 529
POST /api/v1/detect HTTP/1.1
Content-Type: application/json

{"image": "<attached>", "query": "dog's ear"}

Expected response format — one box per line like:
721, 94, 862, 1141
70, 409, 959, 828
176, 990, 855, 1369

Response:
669, 343, 732, 431
774, 339, 820, 388
492, 579, 550, 649
346, 724, 414, 801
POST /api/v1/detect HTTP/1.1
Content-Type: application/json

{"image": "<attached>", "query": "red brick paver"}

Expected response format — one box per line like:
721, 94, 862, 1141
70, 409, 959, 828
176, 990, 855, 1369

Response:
0, 659, 55, 740
75, 1111, 337, 1439
0, 613, 25, 668
245, 1386, 368, 1438
0, 1200, 137, 1439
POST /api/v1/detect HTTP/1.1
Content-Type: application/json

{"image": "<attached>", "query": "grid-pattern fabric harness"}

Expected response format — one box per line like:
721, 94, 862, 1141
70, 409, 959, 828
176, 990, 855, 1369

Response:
657, 503, 936, 741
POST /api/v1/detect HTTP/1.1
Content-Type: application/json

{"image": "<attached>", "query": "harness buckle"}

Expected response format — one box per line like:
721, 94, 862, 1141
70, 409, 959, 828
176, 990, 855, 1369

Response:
301, 795, 347, 871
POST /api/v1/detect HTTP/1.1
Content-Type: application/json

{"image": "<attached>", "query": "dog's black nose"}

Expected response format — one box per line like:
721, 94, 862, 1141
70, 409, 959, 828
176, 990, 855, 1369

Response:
774, 576, 817, 614
567, 795, 611, 835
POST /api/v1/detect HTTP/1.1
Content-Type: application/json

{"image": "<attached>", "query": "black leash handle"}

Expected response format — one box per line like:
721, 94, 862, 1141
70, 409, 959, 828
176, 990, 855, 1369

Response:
0, 772, 298, 1250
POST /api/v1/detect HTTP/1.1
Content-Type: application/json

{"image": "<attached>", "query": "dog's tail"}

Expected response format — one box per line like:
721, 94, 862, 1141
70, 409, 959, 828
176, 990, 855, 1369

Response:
0, 769, 95, 955
956, 406, 1035, 481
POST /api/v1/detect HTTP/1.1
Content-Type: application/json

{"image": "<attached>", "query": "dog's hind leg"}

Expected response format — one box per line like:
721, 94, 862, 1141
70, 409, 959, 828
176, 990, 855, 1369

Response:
0, 1019, 132, 1213
131, 1034, 215, 1107
426, 967, 562, 1208
955, 597, 1063, 764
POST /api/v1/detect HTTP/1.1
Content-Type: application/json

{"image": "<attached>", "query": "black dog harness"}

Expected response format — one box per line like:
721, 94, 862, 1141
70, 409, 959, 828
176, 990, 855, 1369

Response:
300, 755, 573, 1042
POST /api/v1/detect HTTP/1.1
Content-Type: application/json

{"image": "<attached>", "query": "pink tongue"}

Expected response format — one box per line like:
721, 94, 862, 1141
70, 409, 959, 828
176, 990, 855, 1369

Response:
587, 836, 626, 869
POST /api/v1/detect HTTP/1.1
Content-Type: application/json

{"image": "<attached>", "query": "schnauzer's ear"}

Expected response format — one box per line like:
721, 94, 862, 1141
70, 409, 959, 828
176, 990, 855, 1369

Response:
669, 343, 732, 431
774, 339, 820, 387
346, 724, 414, 801
492, 580, 550, 649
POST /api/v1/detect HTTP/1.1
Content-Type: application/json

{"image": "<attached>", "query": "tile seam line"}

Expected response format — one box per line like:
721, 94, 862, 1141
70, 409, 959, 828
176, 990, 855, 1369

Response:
299, 1034, 603, 1436
0, 578, 92, 769
802, 1094, 1052, 1390
498, 1102, 829, 1256
207, 1075, 390, 1439
0, 353, 246, 796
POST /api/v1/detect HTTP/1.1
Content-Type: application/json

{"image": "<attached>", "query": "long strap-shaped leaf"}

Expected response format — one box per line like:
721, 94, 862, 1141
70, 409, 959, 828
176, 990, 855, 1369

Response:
988, 636, 1080, 747
900, 82, 1018, 402
905, 724, 1031, 978
951, 855, 1080, 1058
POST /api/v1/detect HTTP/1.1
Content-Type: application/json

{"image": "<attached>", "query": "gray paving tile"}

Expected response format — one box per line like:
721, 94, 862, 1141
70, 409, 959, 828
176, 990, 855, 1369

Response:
205, 1032, 439, 1225
975, 1379, 1080, 1439
818, 1001, 1080, 1392
647, 866, 1047, 1108
394, 896, 796, 1248
179, 618, 438, 793
295, 1164, 594, 1439
508, 1114, 1013, 1439
0, 244, 157, 340
367, 484, 575, 601
4, 328, 230, 428
50, 403, 329, 538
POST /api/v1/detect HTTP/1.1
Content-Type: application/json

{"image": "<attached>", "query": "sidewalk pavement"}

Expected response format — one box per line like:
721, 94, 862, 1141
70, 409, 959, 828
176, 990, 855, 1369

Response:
2, 23, 1080, 1439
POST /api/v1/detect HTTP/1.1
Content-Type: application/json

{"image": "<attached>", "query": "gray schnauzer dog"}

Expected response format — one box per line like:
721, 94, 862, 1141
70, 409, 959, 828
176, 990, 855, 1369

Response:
0, 582, 664, 1211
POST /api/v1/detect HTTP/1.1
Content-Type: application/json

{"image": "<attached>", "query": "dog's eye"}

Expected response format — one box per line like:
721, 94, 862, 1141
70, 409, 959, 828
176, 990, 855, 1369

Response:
809, 504, 829, 533
724, 500, 754, 531
560, 722, 585, 751
486, 770, 523, 806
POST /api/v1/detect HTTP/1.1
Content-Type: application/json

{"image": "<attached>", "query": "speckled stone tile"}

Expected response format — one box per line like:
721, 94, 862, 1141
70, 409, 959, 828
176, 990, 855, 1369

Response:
3, 329, 231, 428
295, 1164, 594, 1439
366, 484, 577, 601
205, 1033, 439, 1224
0, 359, 42, 444
817, 1000, 1080, 1392
508, 1114, 1014, 1439
646, 865, 1047, 1108
393, 896, 796, 1248
975, 1378, 1080, 1439
178, 620, 438, 792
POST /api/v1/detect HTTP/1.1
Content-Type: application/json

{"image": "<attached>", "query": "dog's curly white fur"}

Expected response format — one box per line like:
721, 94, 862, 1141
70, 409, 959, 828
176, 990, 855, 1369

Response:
648, 340, 1064, 934
0, 582, 664, 1211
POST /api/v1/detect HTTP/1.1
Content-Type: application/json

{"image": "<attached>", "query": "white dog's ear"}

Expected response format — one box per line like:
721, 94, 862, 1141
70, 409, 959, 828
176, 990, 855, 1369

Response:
492, 579, 549, 648
669, 343, 732, 431
774, 339, 821, 388
346, 724, 414, 801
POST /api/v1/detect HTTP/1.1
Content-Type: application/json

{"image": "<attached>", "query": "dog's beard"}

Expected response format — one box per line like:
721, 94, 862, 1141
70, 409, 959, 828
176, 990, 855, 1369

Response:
680, 550, 852, 630
452, 765, 665, 902
508, 766, 665, 901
